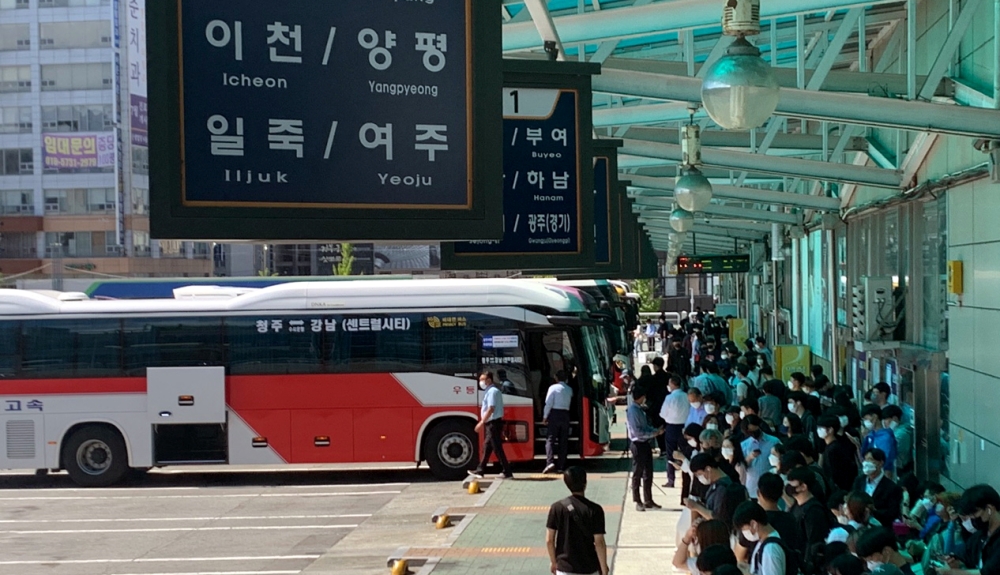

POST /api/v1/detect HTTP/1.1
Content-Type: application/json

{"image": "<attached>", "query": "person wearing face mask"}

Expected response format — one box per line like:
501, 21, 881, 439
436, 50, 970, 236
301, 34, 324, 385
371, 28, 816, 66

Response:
786, 467, 838, 575
788, 372, 807, 393
700, 428, 741, 485
817, 415, 860, 492
940, 485, 1000, 575
882, 405, 913, 477
923, 493, 965, 565
906, 482, 946, 534
870, 382, 895, 408
694, 362, 733, 406
853, 448, 904, 528
471, 371, 514, 479
769, 444, 786, 475
626, 387, 664, 512
687, 453, 749, 530
722, 437, 747, 486
733, 364, 756, 405
687, 388, 709, 427
733, 501, 798, 575
756, 473, 806, 552
660, 375, 691, 489
676, 423, 705, 504
754, 336, 774, 366
856, 527, 916, 575
674, 519, 733, 575
786, 391, 817, 439
741, 414, 781, 497
860, 405, 899, 477
827, 491, 883, 543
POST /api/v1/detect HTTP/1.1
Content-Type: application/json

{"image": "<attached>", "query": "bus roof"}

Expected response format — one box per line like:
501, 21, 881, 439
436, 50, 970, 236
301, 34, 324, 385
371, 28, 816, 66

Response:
0, 279, 590, 317
83, 275, 413, 299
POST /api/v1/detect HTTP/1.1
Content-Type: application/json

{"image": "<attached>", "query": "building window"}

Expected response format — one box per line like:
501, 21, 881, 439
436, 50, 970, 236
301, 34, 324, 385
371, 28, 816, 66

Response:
131, 146, 148, 175
41, 105, 112, 132
158, 240, 184, 258
1, 149, 33, 175
45, 231, 116, 258
0, 24, 30, 51
39, 21, 111, 49
0, 232, 37, 258
0, 0, 32, 10
44, 188, 115, 214
0, 66, 31, 93
131, 187, 148, 215
38, 0, 110, 6
0, 190, 33, 215
0, 107, 32, 134
40, 64, 112, 91
133, 231, 150, 257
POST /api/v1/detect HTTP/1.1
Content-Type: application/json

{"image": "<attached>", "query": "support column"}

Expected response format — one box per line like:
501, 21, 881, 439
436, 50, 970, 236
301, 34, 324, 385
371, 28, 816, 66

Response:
827, 227, 840, 386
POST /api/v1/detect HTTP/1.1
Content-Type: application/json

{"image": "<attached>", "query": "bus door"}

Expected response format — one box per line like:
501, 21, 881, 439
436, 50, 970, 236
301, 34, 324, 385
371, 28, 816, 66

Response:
522, 329, 586, 458
478, 332, 534, 462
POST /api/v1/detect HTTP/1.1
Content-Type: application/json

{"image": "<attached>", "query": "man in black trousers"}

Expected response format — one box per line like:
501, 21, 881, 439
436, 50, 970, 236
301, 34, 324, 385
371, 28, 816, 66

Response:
626, 386, 664, 511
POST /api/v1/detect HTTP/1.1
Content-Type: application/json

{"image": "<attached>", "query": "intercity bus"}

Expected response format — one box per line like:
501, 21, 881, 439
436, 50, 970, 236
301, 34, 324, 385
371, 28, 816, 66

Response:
0, 279, 611, 486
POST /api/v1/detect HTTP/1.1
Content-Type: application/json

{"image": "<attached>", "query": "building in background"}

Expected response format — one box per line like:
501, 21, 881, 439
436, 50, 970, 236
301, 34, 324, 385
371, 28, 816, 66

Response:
0, 0, 211, 282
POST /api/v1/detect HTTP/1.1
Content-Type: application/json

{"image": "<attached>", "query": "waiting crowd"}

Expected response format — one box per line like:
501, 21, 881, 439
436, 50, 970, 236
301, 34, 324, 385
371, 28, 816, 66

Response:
614, 314, 1000, 575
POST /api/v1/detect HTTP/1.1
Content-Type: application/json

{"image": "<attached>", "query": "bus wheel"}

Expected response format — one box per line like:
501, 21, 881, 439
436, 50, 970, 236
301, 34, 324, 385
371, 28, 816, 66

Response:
62, 425, 128, 487
424, 420, 477, 481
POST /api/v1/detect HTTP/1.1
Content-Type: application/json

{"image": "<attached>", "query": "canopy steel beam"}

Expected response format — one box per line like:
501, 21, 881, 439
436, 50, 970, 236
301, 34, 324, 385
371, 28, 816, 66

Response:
593, 68, 1000, 139
620, 139, 903, 188
918, 0, 985, 101
628, 179, 842, 211
502, 0, 901, 52
522, 0, 566, 61
634, 202, 803, 225
625, 127, 868, 151
598, 58, 947, 98
642, 220, 767, 240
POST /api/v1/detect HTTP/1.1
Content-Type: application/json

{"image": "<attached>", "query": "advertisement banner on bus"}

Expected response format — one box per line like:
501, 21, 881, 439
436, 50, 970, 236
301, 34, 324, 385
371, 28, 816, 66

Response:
148, 0, 504, 241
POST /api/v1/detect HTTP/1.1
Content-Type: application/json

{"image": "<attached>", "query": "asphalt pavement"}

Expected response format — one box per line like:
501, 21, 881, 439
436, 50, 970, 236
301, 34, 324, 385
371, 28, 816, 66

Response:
0, 466, 455, 575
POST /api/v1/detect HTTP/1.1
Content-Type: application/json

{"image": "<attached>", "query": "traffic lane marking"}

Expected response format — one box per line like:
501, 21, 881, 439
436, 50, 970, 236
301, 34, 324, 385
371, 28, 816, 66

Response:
0, 514, 371, 524
0, 482, 410, 493
0, 554, 322, 566
0, 490, 401, 501
0, 524, 359, 535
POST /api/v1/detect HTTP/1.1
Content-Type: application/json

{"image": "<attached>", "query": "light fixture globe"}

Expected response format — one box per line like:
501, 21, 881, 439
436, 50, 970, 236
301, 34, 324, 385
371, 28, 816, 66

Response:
674, 166, 713, 212
701, 36, 780, 130
670, 208, 695, 233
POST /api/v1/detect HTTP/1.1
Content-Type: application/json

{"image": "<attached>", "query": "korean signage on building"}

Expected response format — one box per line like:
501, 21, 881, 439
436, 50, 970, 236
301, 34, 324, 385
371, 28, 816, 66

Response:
441, 60, 597, 271
149, 0, 503, 241
42, 133, 116, 170
127, 0, 148, 147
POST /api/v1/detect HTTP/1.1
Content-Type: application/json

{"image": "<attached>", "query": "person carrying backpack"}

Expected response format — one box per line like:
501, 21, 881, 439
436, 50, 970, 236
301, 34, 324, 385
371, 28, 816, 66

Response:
734, 500, 801, 575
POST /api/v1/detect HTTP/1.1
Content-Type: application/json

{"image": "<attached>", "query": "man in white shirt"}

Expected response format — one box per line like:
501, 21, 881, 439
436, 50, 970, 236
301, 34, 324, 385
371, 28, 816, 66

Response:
734, 501, 791, 575
543, 370, 574, 474
659, 375, 690, 488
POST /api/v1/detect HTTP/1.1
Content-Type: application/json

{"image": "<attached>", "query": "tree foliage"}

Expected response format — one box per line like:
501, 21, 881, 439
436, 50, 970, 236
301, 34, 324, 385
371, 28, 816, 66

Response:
334, 243, 355, 276
632, 279, 660, 313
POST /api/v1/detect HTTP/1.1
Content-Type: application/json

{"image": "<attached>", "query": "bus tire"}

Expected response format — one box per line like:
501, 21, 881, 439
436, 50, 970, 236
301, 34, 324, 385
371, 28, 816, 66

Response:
424, 420, 478, 481
62, 425, 129, 487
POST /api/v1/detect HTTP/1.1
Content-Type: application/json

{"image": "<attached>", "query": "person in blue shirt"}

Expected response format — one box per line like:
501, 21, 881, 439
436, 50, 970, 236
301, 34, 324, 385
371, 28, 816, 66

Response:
472, 371, 513, 479
626, 386, 664, 512
860, 405, 898, 476
686, 388, 708, 427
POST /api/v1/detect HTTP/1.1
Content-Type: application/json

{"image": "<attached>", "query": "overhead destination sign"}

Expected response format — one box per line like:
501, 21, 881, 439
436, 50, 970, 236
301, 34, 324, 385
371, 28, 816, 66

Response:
149, 0, 503, 241
677, 255, 751, 274
440, 60, 598, 271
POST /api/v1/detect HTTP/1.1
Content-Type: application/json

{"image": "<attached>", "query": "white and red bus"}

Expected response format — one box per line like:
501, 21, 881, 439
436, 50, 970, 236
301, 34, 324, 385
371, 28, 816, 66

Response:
0, 279, 612, 486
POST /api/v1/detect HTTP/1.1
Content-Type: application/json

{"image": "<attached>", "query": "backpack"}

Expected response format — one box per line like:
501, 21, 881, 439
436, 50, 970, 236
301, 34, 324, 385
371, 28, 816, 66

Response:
753, 536, 801, 575
743, 379, 763, 404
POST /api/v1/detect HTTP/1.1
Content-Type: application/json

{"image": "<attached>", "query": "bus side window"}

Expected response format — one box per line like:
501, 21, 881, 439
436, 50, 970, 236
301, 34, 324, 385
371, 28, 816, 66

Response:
0, 322, 19, 377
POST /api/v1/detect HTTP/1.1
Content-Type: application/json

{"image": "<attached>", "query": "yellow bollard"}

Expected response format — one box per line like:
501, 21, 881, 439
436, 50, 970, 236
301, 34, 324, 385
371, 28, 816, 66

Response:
467, 479, 480, 494
390, 559, 409, 575
435, 514, 452, 529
